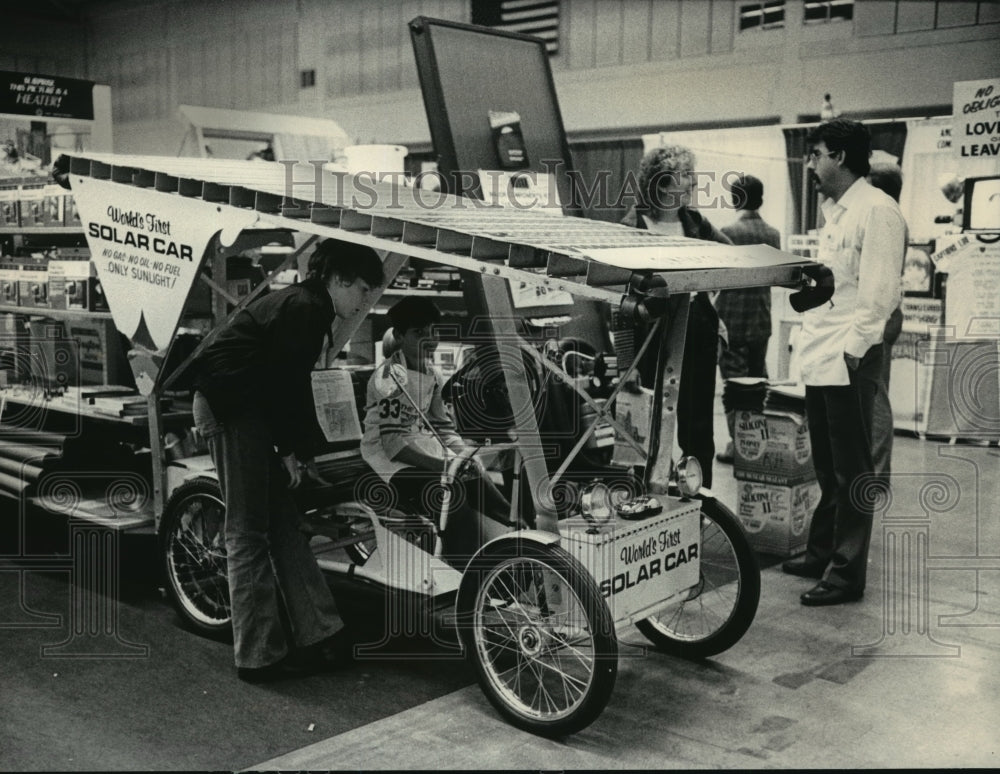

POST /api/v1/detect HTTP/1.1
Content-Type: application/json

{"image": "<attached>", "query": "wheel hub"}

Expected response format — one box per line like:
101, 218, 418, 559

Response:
518, 625, 543, 657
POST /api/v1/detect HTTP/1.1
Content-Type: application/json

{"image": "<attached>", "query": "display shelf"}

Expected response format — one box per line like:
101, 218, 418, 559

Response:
0, 227, 85, 235
0, 387, 192, 429
0, 304, 114, 320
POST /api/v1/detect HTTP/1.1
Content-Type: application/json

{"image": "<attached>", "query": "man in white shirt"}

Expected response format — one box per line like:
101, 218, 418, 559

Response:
782, 120, 906, 606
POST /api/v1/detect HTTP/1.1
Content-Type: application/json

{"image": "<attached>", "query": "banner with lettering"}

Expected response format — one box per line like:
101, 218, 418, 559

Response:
71, 176, 259, 352
953, 77, 1000, 160
1, 70, 96, 120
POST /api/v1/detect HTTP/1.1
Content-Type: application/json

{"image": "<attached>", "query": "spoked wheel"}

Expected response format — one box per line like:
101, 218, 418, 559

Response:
456, 539, 618, 738
159, 478, 231, 637
636, 497, 760, 658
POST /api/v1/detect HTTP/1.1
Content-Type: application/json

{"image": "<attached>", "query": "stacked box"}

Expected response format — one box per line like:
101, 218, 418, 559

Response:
736, 479, 820, 556
733, 409, 813, 484
733, 409, 817, 555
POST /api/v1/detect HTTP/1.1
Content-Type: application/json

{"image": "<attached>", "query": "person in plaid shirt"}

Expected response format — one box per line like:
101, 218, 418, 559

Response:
715, 174, 782, 463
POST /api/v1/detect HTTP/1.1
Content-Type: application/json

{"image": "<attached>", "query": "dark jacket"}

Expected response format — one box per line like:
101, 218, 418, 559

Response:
193, 277, 333, 458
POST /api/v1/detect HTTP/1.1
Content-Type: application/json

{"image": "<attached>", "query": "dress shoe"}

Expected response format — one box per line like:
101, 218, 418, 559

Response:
781, 558, 826, 579
715, 442, 734, 465
800, 581, 863, 607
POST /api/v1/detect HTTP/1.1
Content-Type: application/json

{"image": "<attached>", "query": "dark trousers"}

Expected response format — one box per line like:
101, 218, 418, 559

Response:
803, 345, 883, 591
677, 295, 719, 488
873, 305, 903, 479
719, 337, 769, 381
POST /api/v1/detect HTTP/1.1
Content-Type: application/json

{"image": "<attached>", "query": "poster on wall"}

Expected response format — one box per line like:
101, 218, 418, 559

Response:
2, 71, 103, 180
1, 71, 96, 120
935, 236, 1000, 338
953, 78, 1000, 160
71, 176, 260, 392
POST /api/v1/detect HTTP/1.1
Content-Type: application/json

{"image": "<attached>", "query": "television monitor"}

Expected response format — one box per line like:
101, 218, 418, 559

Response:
962, 175, 1000, 232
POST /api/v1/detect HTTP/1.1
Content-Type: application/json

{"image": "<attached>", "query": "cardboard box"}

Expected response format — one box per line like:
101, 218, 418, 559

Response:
63, 193, 81, 227
65, 319, 131, 386
0, 265, 20, 306
17, 264, 49, 308
18, 185, 63, 227
0, 312, 27, 380
0, 187, 19, 227
27, 320, 76, 389
736, 479, 820, 556
734, 409, 814, 485
47, 260, 107, 311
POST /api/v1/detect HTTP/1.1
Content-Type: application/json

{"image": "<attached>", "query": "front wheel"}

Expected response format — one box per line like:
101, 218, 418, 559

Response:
455, 539, 618, 738
159, 478, 232, 637
636, 497, 760, 658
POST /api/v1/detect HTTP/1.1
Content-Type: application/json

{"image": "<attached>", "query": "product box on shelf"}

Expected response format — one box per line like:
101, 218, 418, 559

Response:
47, 260, 108, 312
733, 409, 814, 485
0, 311, 27, 381
736, 479, 820, 556
0, 264, 20, 305
26, 319, 76, 388
18, 185, 64, 228
63, 193, 81, 228
0, 187, 20, 227
65, 319, 131, 386
17, 263, 49, 308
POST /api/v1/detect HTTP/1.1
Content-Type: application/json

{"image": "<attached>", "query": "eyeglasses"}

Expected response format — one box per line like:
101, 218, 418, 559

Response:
805, 148, 839, 164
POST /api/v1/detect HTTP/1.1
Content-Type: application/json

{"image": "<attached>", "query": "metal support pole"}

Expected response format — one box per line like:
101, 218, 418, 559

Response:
645, 295, 689, 494
477, 273, 559, 535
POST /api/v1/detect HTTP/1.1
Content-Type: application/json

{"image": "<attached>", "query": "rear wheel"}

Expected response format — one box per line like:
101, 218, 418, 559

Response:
159, 478, 231, 636
635, 497, 759, 658
456, 539, 618, 737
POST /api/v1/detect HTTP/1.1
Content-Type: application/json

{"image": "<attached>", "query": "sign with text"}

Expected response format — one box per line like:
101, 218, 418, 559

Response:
953, 77, 1000, 160
941, 239, 1000, 338
71, 177, 259, 352
1, 70, 95, 120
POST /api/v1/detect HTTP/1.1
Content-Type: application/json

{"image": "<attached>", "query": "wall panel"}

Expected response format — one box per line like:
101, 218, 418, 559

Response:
710, 0, 735, 54
679, 0, 712, 59
621, 0, 653, 65
648, 0, 682, 60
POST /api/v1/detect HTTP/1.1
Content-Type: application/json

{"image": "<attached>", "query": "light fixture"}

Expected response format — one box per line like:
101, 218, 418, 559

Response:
580, 481, 613, 528
676, 456, 703, 499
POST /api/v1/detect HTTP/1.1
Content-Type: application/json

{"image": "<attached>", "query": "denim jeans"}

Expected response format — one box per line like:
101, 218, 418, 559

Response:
193, 391, 340, 669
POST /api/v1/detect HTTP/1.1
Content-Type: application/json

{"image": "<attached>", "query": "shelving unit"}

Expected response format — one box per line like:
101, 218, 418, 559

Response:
0, 303, 113, 320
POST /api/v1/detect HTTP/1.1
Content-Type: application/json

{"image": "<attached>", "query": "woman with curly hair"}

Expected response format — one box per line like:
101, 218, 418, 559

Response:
620, 144, 733, 488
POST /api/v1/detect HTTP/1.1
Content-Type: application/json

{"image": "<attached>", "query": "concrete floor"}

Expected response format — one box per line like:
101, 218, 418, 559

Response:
255, 421, 1000, 771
